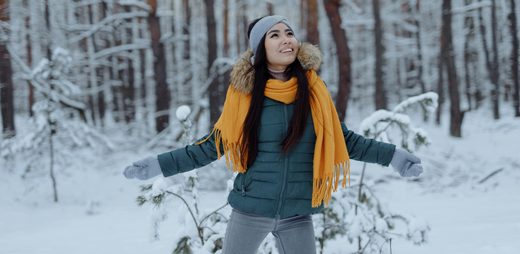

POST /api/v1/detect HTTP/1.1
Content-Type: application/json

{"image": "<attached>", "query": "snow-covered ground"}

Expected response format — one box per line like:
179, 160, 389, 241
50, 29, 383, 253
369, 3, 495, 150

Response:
1, 104, 519, 254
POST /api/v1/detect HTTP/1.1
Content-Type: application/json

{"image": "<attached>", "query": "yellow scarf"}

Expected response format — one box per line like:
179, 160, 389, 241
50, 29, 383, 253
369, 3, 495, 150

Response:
196, 69, 350, 207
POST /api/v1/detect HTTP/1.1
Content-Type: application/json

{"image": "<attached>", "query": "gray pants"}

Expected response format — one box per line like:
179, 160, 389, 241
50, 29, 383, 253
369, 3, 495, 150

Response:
221, 208, 317, 254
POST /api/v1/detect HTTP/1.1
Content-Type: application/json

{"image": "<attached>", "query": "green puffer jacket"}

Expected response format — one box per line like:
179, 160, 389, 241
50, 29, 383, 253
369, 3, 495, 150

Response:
157, 43, 396, 219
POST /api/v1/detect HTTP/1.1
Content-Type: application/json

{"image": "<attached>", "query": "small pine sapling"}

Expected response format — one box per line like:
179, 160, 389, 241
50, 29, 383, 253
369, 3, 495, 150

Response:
0, 48, 113, 202
136, 106, 231, 254
314, 92, 437, 253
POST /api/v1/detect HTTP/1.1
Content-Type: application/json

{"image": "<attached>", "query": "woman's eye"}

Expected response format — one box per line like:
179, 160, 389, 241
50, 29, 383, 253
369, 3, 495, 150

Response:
271, 34, 278, 38
288, 32, 293, 36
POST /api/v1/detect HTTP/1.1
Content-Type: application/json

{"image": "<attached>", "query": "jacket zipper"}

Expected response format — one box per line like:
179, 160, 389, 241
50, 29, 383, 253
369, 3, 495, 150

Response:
275, 104, 290, 219
241, 172, 246, 196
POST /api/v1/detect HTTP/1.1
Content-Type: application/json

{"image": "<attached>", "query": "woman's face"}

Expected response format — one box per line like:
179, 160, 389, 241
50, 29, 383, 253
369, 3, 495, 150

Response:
264, 23, 299, 71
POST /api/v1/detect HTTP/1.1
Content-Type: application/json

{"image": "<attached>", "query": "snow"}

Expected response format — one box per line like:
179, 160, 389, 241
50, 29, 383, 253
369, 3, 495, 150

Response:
176, 106, 191, 121
119, 0, 152, 12
358, 109, 411, 134
68, 12, 149, 44
392, 92, 438, 114
1, 105, 519, 254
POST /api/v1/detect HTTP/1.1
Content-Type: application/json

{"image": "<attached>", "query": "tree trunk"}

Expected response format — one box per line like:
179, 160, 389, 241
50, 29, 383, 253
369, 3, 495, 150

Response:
409, 0, 427, 120
44, 0, 58, 202
183, 0, 193, 106
436, 53, 444, 125
124, 57, 136, 123
323, 0, 352, 121
44, 0, 51, 59
411, 1, 425, 94
0, 0, 15, 138
0, 35, 15, 139
372, 0, 386, 110
87, 4, 97, 126
205, 0, 219, 127
478, 0, 500, 119
267, 3, 273, 15
490, 0, 500, 119
109, 4, 122, 123
442, 0, 463, 137
509, 0, 520, 117
463, 0, 474, 111
23, 0, 34, 117
306, 0, 319, 46
122, 6, 135, 124
97, 2, 108, 125
221, 0, 231, 107
148, 0, 169, 133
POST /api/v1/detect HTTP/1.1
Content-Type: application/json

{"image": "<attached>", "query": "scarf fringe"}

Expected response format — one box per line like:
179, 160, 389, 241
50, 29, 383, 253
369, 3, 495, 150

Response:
198, 128, 351, 207
195, 128, 248, 174
197, 128, 351, 208
311, 161, 350, 207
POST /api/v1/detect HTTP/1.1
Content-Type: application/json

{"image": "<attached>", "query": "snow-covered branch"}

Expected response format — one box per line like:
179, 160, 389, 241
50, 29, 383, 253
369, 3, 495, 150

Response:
189, 57, 235, 123
0, 20, 10, 41
92, 43, 150, 59
68, 11, 148, 44
451, 1, 492, 14
0, 20, 10, 30
7, 44, 36, 74
393, 92, 438, 114
119, 0, 152, 12
7, 44, 86, 110
344, 0, 363, 14
341, 19, 375, 27
156, 10, 175, 17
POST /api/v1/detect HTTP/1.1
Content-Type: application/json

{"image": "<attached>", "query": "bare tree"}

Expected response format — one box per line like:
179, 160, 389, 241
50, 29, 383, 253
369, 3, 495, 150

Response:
147, 0, 169, 133
205, 0, 219, 126
442, 0, 464, 137
23, 0, 34, 117
121, 5, 135, 123
221, 0, 231, 108
436, 52, 444, 125
463, 0, 476, 111
372, 0, 386, 110
478, 0, 500, 119
509, 0, 520, 117
323, 0, 351, 121
0, 0, 15, 138
182, 0, 193, 106
306, 0, 319, 46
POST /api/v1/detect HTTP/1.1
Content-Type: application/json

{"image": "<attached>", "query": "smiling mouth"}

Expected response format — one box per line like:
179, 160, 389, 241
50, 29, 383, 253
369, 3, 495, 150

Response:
280, 48, 294, 54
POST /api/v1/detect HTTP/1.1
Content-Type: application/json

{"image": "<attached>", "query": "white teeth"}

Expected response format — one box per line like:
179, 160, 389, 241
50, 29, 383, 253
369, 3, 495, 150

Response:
281, 48, 293, 53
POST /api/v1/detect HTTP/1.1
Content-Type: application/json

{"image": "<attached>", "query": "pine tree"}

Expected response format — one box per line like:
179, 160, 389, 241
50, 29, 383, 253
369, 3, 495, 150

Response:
1, 47, 113, 202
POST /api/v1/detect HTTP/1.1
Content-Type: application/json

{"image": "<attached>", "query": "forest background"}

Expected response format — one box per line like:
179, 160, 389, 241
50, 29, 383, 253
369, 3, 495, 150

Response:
0, 0, 519, 254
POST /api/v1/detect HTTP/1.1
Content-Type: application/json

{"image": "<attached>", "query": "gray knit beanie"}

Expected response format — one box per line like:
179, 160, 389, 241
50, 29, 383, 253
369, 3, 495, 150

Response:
249, 15, 297, 57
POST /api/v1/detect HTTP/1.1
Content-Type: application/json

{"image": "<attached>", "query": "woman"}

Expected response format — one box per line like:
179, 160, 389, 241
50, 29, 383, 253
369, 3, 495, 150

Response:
123, 15, 423, 254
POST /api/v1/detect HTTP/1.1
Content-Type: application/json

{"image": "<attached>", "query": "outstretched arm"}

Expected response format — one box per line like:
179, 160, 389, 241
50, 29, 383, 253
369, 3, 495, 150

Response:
340, 122, 395, 166
340, 122, 423, 177
157, 131, 224, 177
123, 131, 224, 180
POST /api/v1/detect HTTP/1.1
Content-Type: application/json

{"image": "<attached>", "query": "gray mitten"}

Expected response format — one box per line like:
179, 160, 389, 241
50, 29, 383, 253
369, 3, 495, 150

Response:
390, 148, 423, 177
123, 155, 162, 180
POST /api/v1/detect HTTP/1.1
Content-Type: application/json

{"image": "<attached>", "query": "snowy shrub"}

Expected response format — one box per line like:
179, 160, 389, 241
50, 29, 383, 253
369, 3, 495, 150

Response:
136, 106, 231, 254
315, 180, 430, 254
315, 92, 437, 253
257, 233, 279, 254
0, 47, 113, 202
359, 92, 438, 152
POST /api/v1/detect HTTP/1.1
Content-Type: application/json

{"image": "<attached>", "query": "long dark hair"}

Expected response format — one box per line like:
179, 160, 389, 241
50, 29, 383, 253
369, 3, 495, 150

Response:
241, 17, 310, 168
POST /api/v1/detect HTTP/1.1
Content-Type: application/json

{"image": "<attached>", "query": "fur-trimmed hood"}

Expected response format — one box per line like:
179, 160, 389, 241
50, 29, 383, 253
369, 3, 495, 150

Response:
230, 42, 322, 95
